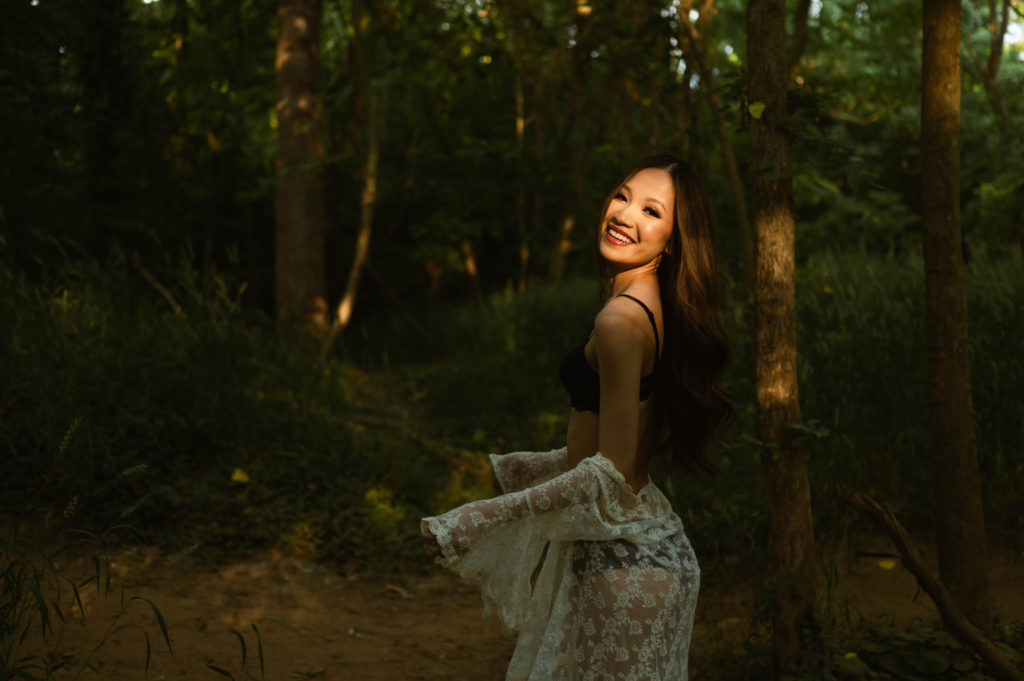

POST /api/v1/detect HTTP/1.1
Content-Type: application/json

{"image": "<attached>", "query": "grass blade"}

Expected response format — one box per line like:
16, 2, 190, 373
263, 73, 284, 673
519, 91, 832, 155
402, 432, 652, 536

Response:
129, 597, 173, 654
111, 624, 152, 672
205, 662, 236, 679
229, 628, 247, 666
252, 623, 265, 679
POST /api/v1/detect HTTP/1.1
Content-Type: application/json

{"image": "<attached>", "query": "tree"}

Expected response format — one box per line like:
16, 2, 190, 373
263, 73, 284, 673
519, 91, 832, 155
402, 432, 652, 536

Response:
322, 0, 378, 355
275, 0, 327, 331
921, 0, 992, 634
747, 0, 818, 673
963, 0, 1013, 139
676, 0, 754, 299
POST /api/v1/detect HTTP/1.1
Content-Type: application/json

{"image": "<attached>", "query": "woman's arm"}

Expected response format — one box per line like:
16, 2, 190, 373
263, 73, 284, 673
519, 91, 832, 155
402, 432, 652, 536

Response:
489, 448, 569, 493
593, 301, 649, 487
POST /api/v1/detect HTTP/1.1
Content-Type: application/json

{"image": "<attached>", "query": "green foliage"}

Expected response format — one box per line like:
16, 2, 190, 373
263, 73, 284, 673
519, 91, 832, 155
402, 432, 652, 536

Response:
695, 618, 1024, 681
0, 249, 448, 567
3, 245, 1022, 569
793, 252, 1024, 543
1, 501, 173, 680
366, 277, 599, 452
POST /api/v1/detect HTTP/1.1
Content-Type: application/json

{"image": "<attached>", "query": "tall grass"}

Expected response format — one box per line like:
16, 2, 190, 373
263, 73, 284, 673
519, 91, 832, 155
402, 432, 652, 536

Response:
0, 249, 449, 567
2, 246, 1021, 570
1, 486, 173, 679
795, 252, 1024, 546
359, 251, 1024, 567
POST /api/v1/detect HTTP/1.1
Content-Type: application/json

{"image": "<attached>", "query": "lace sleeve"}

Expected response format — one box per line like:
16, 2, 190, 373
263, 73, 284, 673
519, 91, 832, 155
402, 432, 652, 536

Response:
420, 453, 678, 631
422, 453, 699, 680
423, 454, 604, 564
489, 447, 568, 493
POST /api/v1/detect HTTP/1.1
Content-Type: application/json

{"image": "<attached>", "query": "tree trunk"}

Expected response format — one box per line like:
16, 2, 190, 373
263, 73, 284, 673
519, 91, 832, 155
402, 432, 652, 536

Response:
963, 0, 1012, 141
921, 0, 992, 635
461, 239, 483, 303
789, 0, 811, 78
547, 214, 575, 282
322, 90, 379, 358
274, 0, 327, 332
514, 61, 529, 296
748, 0, 818, 674
76, 0, 133, 236
842, 491, 1021, 681
676, 0, 755, 302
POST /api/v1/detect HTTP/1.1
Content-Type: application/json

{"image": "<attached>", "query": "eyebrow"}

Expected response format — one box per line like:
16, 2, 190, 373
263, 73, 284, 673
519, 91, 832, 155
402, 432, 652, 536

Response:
622, 183, 667, 213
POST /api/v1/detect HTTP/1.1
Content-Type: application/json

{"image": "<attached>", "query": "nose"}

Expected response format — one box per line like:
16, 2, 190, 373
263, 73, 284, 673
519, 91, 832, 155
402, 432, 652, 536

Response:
612, 203, 639, 226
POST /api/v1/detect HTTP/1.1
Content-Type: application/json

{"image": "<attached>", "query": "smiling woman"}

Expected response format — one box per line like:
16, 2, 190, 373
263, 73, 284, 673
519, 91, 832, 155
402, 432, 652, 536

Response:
421, 155, 732, 681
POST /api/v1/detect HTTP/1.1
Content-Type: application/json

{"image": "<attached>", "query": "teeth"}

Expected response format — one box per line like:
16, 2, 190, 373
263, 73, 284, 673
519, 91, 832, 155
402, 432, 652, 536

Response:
608, 227, 634, 244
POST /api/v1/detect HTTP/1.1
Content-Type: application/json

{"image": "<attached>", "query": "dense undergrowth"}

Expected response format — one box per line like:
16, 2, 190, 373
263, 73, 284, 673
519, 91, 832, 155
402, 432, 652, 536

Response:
1, 244, 1022, 577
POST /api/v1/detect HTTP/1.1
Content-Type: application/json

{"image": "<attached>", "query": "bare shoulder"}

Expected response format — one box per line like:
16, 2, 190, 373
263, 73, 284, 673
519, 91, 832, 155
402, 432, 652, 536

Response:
593, 297, 651, 357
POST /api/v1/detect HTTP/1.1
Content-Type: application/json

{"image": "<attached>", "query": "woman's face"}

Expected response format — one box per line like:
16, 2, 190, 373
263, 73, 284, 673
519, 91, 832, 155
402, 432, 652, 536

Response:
598, 167, 675, 272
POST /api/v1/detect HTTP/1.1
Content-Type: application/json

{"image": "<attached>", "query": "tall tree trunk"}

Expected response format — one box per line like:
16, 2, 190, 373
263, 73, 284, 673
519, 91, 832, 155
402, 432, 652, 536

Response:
274, 0, 327, 332
789, 0, 811, 78
921, 0, 992, 635
676, 0, 755, 301
505, 0, 530, 295
461, 240, 483, 302
748, 0, 818, 674
963, 0, 1012, 140
76, 0, 133, 237
547, 6, 593, 283
322, 91, 379, 358
547, 214, 575, 282
321, 0, 378, 357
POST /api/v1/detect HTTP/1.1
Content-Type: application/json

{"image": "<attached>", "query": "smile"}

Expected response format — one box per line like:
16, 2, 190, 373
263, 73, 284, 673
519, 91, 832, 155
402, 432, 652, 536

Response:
605, 225, 636, 245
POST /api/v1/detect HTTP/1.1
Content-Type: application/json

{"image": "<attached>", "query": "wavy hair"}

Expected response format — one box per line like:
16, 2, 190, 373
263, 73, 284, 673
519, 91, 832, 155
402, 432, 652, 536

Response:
597, 155, 733, 474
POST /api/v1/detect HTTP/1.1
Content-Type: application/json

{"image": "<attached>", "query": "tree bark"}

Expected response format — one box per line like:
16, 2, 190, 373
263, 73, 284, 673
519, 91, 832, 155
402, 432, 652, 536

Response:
547, 215, 575, 282
322, 90, 378, 358
789, 0, 811, 78
274, 0, 327, 332
963, 0, 1012, 140
676, 0, 754, 302
921, 0, 992, 635
748, 0, 818, 674
461, 239, 483, 303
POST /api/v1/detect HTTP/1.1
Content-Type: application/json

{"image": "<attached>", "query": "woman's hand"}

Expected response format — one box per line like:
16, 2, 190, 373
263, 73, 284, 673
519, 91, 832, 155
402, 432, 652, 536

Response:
421, 525, 442, 557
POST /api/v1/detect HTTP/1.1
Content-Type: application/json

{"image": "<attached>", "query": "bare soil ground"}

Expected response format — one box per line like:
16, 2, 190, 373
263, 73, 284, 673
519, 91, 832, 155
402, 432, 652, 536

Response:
34, 543, 1024, 681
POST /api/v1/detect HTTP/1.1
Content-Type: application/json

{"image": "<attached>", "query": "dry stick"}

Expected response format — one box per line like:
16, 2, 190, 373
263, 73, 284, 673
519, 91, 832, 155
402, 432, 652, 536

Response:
841, 489, 1024, 681
131, 253, 183, 316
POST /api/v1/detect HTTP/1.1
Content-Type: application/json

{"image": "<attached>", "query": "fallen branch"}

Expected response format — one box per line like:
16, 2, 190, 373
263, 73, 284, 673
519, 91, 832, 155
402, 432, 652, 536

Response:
131, 253, 182, 316
841, 489, 1024, 681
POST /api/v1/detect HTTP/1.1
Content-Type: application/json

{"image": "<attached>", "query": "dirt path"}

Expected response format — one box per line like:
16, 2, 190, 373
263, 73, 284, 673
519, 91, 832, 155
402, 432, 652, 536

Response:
35, 543, 1024, 680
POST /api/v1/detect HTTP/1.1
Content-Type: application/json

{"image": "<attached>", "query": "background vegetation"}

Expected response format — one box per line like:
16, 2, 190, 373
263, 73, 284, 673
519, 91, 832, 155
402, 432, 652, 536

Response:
1, 0, 1023, 677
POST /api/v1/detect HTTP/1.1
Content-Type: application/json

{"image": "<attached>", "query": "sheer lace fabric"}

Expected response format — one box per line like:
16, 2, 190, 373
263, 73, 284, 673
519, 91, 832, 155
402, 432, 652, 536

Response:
421, 449, 699, 681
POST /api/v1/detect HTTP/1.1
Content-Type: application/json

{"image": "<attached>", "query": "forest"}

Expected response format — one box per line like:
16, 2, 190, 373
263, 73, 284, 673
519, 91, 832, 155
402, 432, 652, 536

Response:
1, 0, 1023, 679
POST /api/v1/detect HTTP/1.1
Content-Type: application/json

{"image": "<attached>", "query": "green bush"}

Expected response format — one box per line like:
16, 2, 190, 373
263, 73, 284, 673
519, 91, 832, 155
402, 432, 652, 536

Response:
0, 250, 448, 567
2, 246, 1020, 570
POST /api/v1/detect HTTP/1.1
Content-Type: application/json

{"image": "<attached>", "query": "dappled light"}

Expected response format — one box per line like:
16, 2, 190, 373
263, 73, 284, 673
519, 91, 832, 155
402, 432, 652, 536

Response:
2, 0, 1024, 678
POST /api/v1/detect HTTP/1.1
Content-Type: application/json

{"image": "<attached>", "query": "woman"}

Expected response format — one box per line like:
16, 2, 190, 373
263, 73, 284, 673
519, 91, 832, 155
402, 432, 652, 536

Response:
421, 155, 732, 681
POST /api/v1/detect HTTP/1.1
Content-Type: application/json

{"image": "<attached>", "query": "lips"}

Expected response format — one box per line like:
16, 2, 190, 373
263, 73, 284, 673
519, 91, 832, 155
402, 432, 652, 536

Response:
605, 224, 636, 245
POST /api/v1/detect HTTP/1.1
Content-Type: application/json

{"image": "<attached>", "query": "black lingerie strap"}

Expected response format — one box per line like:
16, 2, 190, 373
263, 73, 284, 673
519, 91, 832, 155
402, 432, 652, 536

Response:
615, 294, 660, 363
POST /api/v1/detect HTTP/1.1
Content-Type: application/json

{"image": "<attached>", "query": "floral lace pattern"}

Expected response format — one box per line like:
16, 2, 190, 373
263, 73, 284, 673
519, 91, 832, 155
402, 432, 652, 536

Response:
421, 451, 699, 681
490, 447, 570, 493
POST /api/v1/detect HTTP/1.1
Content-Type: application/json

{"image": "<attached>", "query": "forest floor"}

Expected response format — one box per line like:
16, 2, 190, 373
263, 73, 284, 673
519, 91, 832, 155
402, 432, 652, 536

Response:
31, 540, 1024, 681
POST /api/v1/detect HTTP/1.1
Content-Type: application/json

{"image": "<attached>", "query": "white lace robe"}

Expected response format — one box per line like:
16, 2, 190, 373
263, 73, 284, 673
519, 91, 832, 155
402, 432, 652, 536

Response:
421, 448, 699, 681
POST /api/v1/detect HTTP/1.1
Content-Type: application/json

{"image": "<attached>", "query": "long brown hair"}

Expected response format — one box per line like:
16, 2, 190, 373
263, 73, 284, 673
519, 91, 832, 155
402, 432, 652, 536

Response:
597, 154, 733, 474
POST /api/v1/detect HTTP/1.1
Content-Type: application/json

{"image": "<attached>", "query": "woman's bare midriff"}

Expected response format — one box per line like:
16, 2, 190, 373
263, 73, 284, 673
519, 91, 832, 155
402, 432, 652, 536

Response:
565, 399, 656, 494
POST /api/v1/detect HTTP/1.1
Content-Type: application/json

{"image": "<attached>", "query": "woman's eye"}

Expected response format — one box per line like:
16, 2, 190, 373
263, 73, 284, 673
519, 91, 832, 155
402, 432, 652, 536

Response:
644, 207, 660, 218
614, 192, 626, 201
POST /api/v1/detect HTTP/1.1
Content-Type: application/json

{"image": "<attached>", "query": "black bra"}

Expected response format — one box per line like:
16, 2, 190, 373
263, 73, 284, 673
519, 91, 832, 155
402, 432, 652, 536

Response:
558, 294, 661, 413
